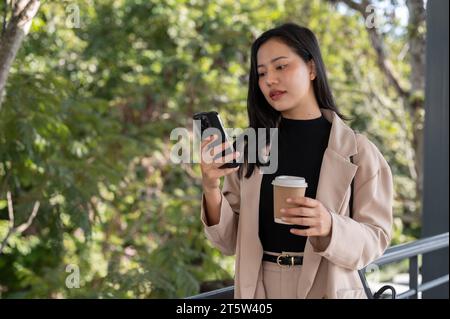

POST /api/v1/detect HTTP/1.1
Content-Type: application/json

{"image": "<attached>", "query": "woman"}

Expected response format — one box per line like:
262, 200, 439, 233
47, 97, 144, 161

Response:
199, 23, 393, 299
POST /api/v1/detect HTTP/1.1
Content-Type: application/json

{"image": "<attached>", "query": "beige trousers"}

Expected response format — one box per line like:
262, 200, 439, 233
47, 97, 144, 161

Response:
254, 251, 304, 299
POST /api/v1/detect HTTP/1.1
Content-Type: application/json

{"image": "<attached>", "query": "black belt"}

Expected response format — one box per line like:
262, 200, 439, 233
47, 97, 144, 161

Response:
262, 253, 303, 266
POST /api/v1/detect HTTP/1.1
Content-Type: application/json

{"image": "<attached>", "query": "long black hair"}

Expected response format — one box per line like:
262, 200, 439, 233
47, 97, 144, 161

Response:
237, 22, 348, 179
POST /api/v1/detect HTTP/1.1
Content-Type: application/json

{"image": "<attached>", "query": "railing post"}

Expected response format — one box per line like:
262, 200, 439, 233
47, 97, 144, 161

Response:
409, 256, 419, 299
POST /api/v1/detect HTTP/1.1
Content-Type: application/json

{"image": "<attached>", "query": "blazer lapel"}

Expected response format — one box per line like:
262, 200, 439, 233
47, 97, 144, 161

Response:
296, 110, 358, 298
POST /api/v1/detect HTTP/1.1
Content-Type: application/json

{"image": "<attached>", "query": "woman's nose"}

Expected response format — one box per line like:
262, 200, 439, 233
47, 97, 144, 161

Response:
265, 73, 279, 86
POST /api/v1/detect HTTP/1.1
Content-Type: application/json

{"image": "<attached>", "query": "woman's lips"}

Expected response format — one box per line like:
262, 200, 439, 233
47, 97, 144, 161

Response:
270, 91, 286, 101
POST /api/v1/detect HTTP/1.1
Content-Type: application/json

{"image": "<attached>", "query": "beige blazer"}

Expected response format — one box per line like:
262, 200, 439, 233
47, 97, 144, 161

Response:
200, 109, 393, 299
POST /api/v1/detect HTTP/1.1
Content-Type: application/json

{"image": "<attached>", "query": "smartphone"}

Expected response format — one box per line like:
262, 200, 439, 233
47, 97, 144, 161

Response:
193, 111, 240, 169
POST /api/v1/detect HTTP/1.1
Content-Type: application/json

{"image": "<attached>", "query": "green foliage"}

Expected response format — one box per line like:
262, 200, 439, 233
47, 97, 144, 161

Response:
0, 0, 423, 298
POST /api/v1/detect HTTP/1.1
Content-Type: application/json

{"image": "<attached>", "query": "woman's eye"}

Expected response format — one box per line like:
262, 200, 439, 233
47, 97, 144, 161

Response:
258, 65, 286, 77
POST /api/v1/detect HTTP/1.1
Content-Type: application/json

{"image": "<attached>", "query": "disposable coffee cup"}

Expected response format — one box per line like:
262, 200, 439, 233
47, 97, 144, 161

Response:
272, 176, 308, 225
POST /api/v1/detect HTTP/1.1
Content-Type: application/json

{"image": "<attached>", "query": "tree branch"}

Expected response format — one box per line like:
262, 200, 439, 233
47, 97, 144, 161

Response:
0, 191, 40, 254
10, 0, 39, 26
7, 190, 14, 227
2, 0, 7, 37
16, 200, 40, 233
334, 0, 409, 99
0, 0, 40, 108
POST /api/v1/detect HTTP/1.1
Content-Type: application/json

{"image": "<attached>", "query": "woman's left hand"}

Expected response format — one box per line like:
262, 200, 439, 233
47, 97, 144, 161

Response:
280, 196, 332, 237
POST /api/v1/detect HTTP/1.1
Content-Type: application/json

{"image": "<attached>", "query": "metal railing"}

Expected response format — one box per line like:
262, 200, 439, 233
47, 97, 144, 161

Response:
187, 232, 449, 299
364, 232, 449, 299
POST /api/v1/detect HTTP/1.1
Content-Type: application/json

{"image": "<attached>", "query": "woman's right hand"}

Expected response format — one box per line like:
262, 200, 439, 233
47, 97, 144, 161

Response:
200, 134, 240, 192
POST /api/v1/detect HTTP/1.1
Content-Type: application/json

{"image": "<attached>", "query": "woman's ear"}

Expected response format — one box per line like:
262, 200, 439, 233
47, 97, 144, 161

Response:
309, 60, 317, 80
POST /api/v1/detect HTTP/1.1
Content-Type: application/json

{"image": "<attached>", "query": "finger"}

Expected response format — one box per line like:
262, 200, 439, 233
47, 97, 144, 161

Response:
280, 206, 315, 218
214, 166, 240, 178
201, 134, 217, 150
202, 139, 229, 160
213, 150, 240, 166
202, 140, 226, 164
286, 196, 318, 208
290, 227, 317, 237
211, 140, 232, 158
202, 143, 232, 165
281, 216, 317, 226
201, 146, 216, 164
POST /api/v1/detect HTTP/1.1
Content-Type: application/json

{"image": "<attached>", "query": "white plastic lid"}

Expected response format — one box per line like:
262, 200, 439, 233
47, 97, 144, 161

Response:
271, 175, 308, 188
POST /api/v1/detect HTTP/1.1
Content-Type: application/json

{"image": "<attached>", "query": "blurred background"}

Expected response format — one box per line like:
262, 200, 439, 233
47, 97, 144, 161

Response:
0, 0, 447, 298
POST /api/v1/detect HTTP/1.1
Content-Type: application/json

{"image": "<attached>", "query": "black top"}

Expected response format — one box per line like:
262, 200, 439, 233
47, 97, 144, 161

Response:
258, 115, 332, 253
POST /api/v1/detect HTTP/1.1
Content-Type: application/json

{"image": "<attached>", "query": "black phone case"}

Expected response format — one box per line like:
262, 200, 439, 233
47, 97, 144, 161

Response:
193, 111, 240, 169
